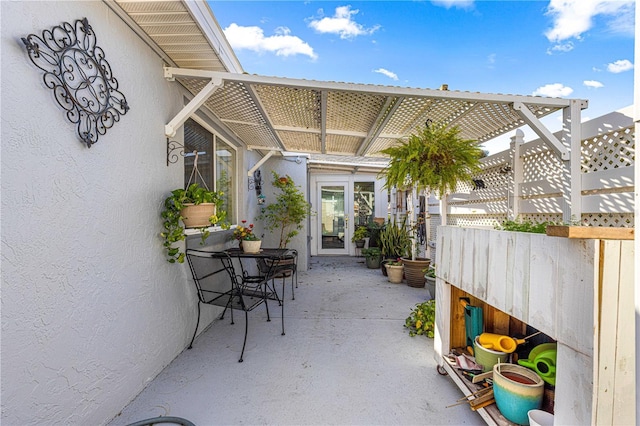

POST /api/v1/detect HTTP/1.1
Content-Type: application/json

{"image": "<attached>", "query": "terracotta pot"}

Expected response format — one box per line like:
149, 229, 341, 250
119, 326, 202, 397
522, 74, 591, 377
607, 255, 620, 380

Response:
180, 203, 216, 228
401, 257, 430, 288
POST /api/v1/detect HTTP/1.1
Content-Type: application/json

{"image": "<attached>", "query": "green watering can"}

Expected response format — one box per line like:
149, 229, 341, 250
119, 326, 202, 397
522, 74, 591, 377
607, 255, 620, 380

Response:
518, 342, 557, 386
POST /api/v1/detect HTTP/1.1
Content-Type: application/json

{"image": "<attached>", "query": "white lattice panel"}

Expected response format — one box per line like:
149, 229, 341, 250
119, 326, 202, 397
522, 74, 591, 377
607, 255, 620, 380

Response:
581, 126, 634, 173
254, 85, 320, 129
447, 214, 507, 228
519, 213, 564, 224
582, 213, 634, 227
201, 80, 265, 124
327, 91, 386, 132
523, 147, 563, 183
225, 122, 281, 149
278, 131, 321, 152
326, 134, 362, 155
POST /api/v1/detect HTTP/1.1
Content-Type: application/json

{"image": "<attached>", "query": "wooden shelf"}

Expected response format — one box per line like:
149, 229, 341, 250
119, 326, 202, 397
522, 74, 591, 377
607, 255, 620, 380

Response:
546, 226, 634, 240
441, 361, 515, 426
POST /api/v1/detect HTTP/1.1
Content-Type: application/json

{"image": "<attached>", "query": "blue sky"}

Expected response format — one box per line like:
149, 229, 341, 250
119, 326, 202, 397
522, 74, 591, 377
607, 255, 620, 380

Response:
208, 0, 634, 153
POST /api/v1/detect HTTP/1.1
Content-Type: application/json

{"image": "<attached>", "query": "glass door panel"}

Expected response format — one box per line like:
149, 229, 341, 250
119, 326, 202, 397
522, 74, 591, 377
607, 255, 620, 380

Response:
354, 181, 375, 227
318, 183, 348, 254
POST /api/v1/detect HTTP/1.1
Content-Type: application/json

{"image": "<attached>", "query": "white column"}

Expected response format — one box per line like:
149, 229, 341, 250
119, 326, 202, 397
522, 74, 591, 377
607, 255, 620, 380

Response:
565, 100, 583, 223
511, 129, 525, 220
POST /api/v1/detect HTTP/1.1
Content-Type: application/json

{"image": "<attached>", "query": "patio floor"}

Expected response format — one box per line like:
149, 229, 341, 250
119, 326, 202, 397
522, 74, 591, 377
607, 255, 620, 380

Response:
109, 256, 483, 426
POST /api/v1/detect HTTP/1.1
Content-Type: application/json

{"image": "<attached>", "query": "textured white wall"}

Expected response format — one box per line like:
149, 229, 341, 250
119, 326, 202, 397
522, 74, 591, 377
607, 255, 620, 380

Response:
1, 2, 219, 424
259, 158, 309, 271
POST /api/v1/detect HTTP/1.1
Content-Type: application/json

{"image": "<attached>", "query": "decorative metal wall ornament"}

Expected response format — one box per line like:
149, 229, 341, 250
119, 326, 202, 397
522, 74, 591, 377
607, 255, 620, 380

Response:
166, 138, 206, 166
21, 18, 129, 148
167, 138, 185, 166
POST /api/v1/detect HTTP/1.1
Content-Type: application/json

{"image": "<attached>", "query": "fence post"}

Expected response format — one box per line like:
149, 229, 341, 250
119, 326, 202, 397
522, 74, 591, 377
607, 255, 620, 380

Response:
510, 129, 525, 220
564, 100, 584, 223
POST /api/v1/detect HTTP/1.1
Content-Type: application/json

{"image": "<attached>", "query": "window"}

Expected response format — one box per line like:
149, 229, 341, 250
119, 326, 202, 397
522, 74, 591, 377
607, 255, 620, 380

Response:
184, 118, 236, 224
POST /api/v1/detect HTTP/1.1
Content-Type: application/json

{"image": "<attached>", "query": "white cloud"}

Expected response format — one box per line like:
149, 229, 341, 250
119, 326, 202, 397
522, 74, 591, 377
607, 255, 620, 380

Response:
544, 0, 634, 42
546, 41, 574, 55
373, 68, 398, 80
224, 23, 317, 59
308, 6, 380, 39
532, 83, 574, 97
583, 80, 604, 88
607, 59, 634, 73
431, 0, 475, 9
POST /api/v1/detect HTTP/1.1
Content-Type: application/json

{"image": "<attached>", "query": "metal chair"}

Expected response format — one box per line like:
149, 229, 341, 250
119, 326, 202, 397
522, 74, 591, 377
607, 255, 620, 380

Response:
186, 249, 267, 362
270, 249, 298, 300
126, 416, 195, 426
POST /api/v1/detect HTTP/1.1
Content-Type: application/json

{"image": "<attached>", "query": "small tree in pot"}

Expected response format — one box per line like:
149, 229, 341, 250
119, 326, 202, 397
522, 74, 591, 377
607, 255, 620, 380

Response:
261, 171, 311, 248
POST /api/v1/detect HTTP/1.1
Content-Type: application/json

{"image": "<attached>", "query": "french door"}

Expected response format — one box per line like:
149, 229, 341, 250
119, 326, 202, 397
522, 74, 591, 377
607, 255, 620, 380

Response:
317, 182, 349, 255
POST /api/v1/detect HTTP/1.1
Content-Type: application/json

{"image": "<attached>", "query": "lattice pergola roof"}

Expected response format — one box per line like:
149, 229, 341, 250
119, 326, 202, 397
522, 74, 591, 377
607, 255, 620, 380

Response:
166, 68, 581, 160
111, 0, 585, 163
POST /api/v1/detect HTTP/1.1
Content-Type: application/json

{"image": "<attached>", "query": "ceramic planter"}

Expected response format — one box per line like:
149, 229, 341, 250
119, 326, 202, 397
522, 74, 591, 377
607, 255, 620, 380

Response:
493, 363, 544, 425
242, 240, 262, 253
180, 203, 216, 228
401, 257, 430, 288
385, 264, 404, 284
365, 255, 381, 269
425, 276, 436, 300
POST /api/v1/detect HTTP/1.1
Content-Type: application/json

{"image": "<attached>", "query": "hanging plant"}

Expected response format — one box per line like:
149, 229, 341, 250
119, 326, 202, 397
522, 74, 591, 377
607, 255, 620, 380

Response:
161, 183, 226, 263
379, 122, 483, 197
160, 152, 227, 263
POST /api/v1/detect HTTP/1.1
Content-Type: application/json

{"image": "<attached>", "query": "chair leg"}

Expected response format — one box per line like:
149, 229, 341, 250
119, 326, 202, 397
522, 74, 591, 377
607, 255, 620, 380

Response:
291, 272, 295, 300
263, 293, 271, 322
188, 302, 201, 349
280, 279, 286, 336
239, 311, 248, 363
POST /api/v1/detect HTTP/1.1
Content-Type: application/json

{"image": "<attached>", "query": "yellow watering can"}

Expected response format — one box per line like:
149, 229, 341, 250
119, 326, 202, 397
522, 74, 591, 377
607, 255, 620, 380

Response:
478, 331, 542, 353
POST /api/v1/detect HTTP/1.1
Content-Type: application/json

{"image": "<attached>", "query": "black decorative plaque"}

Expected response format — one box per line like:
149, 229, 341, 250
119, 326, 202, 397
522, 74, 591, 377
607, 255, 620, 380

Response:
21, 18, 129, 148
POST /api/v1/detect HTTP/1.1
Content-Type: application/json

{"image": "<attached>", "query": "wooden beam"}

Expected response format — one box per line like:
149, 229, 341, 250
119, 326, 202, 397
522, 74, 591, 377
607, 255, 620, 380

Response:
546, 226, 634, 240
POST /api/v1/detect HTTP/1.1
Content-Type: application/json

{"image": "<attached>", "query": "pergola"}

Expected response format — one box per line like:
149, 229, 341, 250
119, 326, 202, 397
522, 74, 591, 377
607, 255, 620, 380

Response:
108, 0, 589, 219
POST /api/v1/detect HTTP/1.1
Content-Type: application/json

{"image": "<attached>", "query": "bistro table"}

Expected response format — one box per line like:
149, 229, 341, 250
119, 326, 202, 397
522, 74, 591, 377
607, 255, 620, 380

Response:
224, 247, 293, 336
185, 246, 294, 362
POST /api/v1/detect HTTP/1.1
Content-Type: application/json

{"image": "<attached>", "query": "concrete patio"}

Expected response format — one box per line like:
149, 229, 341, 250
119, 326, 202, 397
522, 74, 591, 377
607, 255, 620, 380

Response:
109, 256, 483, 426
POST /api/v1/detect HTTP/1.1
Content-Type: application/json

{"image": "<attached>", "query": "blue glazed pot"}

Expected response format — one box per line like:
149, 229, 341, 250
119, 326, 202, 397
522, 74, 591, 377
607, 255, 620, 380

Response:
493, 363, 544, 425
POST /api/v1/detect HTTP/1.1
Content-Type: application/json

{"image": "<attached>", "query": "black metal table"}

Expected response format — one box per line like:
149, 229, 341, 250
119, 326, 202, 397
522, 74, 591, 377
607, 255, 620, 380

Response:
185, 246, 294, 362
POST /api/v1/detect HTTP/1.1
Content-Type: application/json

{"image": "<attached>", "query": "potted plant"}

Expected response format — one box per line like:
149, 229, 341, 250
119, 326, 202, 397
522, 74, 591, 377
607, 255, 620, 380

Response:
233, 220, 262, 253
404, 300, 436, 337
385, 258, 404, 284
366, 221, 383, 248
361, 247, 381, 269
261, 171, 312, 249
161, 183, 226, 263
379, 218, 411, 276
351, 225, 369, 248
424, 264, 436, 300
380, 122, 482, 286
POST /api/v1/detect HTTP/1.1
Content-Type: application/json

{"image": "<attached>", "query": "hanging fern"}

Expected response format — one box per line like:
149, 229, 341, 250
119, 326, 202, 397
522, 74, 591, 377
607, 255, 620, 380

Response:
379, 122, 483, 197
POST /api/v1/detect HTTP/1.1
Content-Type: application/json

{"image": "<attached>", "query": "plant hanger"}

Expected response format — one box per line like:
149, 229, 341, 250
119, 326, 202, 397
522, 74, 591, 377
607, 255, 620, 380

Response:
186, 150, 210, 190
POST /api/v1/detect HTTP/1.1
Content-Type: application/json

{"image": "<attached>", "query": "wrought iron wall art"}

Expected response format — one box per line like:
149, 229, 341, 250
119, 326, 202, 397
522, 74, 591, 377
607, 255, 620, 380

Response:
21, 18, 130, 148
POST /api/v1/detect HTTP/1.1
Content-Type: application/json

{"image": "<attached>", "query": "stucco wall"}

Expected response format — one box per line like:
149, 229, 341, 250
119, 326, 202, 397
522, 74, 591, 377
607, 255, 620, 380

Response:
259, 157, 309, 271
1, 2, 219, 424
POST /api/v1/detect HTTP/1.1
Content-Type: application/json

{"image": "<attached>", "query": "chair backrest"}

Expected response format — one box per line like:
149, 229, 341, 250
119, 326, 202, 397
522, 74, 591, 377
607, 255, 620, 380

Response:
186, 250, 246, 310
